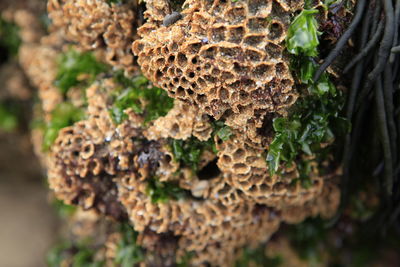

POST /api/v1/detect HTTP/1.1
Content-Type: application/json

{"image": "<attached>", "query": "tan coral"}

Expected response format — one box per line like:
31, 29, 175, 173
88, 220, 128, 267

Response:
117, 172, 282, 267
48, 0, 137, 74
42, 73, 339, 266
145, 99, 212, 141
17, 0, 347, 265
215, 135, 325, 208
19, 43, 63, 118
133, 0, 302, 144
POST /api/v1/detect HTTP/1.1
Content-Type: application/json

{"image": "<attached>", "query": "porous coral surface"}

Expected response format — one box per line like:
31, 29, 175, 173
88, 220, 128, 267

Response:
133, 0, 302, 145
17, 0, 342, 266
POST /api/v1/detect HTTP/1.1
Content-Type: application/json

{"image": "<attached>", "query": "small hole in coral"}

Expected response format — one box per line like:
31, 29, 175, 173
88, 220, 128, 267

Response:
228, 27, 244, 44
177, 53, 188, 67
268, 22, 284, 40
197, 94, 207, 103
201, 47, 217, 59
188, 43, 202, 54
275, 62, 286, 74
247, 18, 268, 33
198, 159, 221, 180
253, 64, 274, 79
170, 42, 179, 51
265, 42, 282, 58
244, 35, 264, 47
156, 70, 163, 79
168, 55, 175, 63
219, 88, 229, 101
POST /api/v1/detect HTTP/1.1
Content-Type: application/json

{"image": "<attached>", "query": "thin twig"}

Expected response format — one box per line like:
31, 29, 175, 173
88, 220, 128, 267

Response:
356, 0, 395, 111
383, 64, 398, 164
364, 0, 395, 88
389, 0, 400, 62
375, 77, 394, 195
344, 21, 384, 73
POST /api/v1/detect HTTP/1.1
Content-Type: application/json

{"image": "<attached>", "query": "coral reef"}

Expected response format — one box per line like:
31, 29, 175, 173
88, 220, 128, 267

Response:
13, 0, 346, 266
133, 0, 301, 146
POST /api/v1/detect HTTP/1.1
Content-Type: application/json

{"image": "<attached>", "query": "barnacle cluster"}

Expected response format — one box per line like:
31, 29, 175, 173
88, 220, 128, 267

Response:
15, 0, 344, 265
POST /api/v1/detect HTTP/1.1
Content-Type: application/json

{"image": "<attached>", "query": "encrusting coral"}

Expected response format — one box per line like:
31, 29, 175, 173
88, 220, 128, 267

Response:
133, 0, 302, 146
15, 0, 344, 266
47, 0, 138, 75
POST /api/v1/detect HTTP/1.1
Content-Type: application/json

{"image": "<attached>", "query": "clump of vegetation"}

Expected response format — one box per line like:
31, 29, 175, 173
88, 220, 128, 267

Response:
286, 9, 320, 57
0, 16, 21, 60
52, 199, 77, 219
110, 71, 174, 125
42, 102, 85, 151
266, 6, 348, 177
288, 217, 327, 264
169, 137, 214, 173
0, 102, 19, 132
115, 223, 145, 267
176, 251, 195, 267
106, 0, 124, 4
235, 245, 282, 267
146, 177, 188, 203
169, 120, 232, 173
47, 240, 104, 267
55, 49, 107, 94
211, 120, 233, 141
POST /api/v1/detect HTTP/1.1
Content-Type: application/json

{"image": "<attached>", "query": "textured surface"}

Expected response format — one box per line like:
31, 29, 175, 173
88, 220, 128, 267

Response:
48, 0, 137, 74
133, 0, 302, 145
17, 0, 342, 265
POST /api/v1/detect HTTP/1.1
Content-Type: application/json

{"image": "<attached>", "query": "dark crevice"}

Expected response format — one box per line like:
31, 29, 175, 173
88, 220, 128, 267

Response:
198, 158, 220, 180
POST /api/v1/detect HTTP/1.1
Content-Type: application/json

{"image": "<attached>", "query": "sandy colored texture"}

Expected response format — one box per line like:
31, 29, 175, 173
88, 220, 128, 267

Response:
16, 0, 343, 265
133, 0, 303, 145
48, 0, 138, 75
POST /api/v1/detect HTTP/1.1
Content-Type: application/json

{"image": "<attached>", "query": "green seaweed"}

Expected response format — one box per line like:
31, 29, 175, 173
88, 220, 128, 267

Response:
47, 240, 104, 267
146, 177, 188, 203
176, 251, 195, 267
168, 120, 231, 173
211, 120, 233, 141
170, 137, 214, 173
288, 217, 327, 263
0, 102, 18, 132
42, 102, 85, 151
0, 16, 21, 59
235, 246, 282, 267
110, 71, 174, 125
52, 199, 77, 218
115, 223, 145, 267
267, 5, 349, 177
266, 88, 346, 176
286, 9, 320, 57
55, 49, 107, 94
106, 0, 124, 4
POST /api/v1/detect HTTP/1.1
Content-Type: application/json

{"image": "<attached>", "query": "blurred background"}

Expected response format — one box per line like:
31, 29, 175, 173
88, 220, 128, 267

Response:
0, 128, 59, 267
0, 1, 59, 266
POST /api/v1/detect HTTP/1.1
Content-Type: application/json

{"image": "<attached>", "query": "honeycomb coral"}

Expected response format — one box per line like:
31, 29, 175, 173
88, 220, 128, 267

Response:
133, 0, 302, 144
48, 0, 137, 74
17, 0, 345, 265
215, 135, 325, 208
144, 99, 213, 141
42, 74, 339, 266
